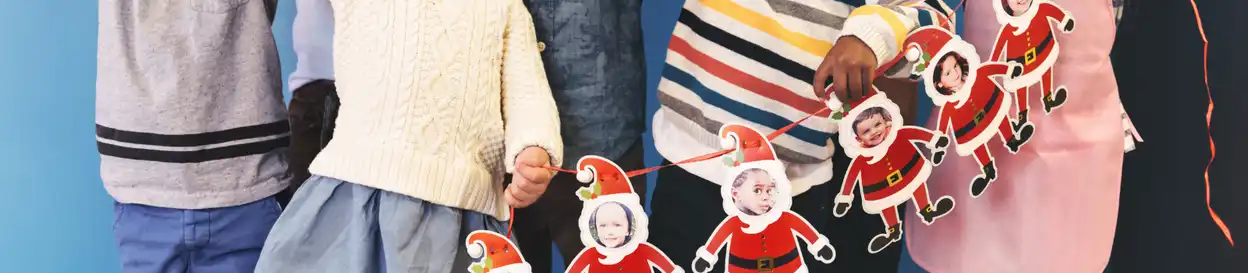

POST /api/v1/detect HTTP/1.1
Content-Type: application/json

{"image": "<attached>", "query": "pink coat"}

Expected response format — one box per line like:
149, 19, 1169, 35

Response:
906, 1, 1124, 272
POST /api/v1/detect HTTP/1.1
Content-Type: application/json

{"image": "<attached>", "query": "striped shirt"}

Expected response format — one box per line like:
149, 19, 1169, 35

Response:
654, 0, 949, 194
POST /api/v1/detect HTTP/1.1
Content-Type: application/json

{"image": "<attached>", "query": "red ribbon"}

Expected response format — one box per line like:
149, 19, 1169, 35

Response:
1188, 0, 1233, 246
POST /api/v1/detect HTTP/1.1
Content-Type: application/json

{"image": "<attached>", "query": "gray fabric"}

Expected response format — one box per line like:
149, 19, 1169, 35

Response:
525, 0, 647, 169
656, 92, 826, 164
255, 176, 507, 273
96, 0, 289, 209
766, 0, 848, 28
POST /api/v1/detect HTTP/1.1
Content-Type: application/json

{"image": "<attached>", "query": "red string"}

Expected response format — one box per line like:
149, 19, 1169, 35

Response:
1188, 0, 1233, 246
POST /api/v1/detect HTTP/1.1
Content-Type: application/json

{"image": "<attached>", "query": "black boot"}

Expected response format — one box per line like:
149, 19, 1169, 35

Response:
1013, 110, 1030, 132
970, 175, 991, 198
1006, 124, 1035, 153
984, 161, 997, 181
1044, 87, 1068, 113
919, 196, 956, 224
868, 223, 903, 254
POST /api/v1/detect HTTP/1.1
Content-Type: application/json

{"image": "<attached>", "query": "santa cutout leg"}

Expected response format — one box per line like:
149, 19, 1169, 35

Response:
969, 146, 999, 198
910, 183, 955, 225
999, 114, 1035, 154
1040, 69, 1068, 114
868, 206, 904, 254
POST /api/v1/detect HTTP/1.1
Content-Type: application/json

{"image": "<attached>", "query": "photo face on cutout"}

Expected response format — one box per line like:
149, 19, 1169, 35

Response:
591, 202, 633, 248
731, 168, 777, 216
934, 52, 968, 96
853, 107, 894, 148
1005, 0, 1032, 15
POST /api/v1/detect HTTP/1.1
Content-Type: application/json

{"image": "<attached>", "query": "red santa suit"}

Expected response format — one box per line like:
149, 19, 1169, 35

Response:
989, 0, 1076, 118
831, 94, 955, 254
693, 124, 835, 273
566, 156, 683, 273
911, 26, 1035, 198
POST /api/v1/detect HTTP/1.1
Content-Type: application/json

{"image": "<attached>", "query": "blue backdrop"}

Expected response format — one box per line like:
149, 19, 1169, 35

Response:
0, 1, 938, 272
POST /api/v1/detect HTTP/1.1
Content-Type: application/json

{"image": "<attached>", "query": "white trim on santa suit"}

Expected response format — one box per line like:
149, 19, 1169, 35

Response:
486, 263, 533, 273
577, 193, 649, 265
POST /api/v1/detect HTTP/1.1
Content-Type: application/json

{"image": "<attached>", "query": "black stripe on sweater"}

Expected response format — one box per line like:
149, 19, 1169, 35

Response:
98, 136, 289, 163
97, 121, 290, 147
678, 9, 816, 84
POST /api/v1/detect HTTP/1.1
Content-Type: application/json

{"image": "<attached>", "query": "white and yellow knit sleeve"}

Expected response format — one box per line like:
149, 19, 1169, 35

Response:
500, 0, 563, 173
840, 0, 954, 79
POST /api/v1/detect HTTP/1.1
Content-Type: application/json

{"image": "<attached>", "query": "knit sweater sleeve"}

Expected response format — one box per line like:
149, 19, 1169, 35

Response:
501, 0, 563, 173
840, 0, 955, 79
288, 0, 335, 91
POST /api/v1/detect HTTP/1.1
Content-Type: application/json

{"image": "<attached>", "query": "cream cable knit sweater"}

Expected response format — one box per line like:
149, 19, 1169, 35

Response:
309, 0, 563, 220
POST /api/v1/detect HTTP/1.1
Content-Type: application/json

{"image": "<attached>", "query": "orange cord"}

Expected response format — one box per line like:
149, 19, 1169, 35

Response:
1188, 0, 1233, 246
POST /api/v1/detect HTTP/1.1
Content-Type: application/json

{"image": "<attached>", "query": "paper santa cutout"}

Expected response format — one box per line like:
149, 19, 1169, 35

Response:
832, 92, 956, 254
465, 231, 532, 273
565, 156, 683, 273
907, 26, 1036, 198
693, 124, 836, 273
990, 0, 1075, 125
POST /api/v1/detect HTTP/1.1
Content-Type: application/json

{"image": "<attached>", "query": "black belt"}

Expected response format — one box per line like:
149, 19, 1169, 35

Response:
954, 88, 1002, 138
728, 249, 799, 272
862, 153, 923, 194
1006, 34, 1053, 66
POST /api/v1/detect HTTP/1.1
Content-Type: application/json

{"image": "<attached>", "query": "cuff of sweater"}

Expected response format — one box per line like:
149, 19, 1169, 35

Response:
838, 19, 896, 71
504, 133, 564, 175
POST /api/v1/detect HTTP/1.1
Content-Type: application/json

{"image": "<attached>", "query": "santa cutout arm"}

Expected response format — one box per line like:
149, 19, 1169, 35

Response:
696, 218, 739, 266
934, 103, 955, 135
565, 249, 594, 273
980, 62, 1015, 78
838, 0, 956, 79
899, 127, 947, 149
833, 159, 864, 217
638, 243, 684, 273
989, 26, 1011, 61
1038, 2, 1076, 32
782, 212, 836, 263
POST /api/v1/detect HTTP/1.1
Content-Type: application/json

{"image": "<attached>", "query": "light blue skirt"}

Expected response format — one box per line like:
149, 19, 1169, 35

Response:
255, 175, 508, 273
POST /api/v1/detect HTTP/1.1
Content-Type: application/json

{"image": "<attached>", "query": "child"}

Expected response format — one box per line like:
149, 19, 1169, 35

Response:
853, 107, 895, 148
590, 202, 635, 248
97, 0, 289, 272
731, 169, 778, 216
254, 0, 563, 272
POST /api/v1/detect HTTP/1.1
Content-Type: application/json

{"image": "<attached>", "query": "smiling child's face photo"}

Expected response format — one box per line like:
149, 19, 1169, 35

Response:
934, 52, 969, 96
731, 168, 777, 216
591, 202, 633, 248
853, 107, 894, 148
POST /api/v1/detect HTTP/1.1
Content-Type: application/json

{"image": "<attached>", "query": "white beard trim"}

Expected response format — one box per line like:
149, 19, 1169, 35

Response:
994, 0, 1045, 33
578, 193, 648, 265
721, 159, 792, 234
486, 263, 533, 273
923, 39, 980, 107
837, 95, 905, 161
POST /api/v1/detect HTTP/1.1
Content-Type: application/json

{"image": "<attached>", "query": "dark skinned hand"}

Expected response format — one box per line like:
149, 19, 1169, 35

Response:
813, 36, 878, 103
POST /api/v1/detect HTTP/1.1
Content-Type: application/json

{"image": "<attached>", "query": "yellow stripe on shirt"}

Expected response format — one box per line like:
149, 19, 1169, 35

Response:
847, 5, 909, 49
699, 0, 833, 56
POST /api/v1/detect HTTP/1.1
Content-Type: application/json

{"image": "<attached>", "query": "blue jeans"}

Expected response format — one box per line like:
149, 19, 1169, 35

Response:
113, 197, 282, 273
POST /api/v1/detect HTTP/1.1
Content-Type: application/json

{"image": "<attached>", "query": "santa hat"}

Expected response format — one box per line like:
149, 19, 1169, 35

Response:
465, 231, 531, 273
902, 26, 981, 105
718, 124, 779, 167
575, 156, 636, 199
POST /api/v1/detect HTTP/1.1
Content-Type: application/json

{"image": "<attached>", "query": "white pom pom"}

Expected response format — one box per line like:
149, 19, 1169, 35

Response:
577, 170, 594, 183
720, 136, 736, 150
905, 47, 922, 62
466, 242, 484, 258
825, 98, 843, 112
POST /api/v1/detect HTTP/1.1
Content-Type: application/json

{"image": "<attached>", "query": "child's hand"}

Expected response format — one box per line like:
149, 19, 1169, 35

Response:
506, 146, 554, 208
813, 36, 879, 103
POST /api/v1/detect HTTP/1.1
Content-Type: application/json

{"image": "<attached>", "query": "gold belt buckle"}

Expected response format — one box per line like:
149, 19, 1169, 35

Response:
757, 256, 775, 272
1024, 48, 1037, 65
887, 170, 903, 186
974, 109, 986, 124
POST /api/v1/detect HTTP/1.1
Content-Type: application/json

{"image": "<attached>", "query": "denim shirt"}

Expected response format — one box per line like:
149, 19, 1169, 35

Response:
525, 0, 647, 168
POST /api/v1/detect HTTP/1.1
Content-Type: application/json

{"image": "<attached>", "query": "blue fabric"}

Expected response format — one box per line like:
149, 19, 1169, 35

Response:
112, 197, 281, 273
525, 0, 649, 169
255, 176, 507, 273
